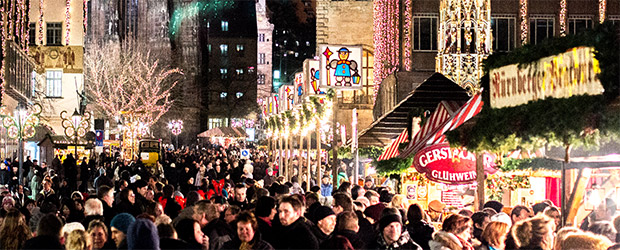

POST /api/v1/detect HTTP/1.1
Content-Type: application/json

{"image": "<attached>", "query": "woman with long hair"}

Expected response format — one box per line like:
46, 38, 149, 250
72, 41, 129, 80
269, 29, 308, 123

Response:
176, 218, 208, 250
0, 208, 32, 249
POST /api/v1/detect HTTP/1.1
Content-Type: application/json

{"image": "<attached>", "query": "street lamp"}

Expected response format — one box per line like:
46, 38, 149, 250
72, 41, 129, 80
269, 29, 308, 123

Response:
0, 103, 41, 185
167, 120, 183, 149
60, 109, 91, 159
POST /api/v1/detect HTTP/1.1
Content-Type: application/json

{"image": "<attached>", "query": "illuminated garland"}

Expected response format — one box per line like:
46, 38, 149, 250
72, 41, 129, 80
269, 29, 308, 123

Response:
66, 0, 71, 45
83, 0, 88, 32
20, 0, 28, 50
520, 0, 528, 44
1, 4, 5, 102
559, 0, 566, 36
599, 0, 606, 23
402, 0, 412, 71
9, 0, 14, 40
16, 0, 21, 45
372, 0, 399, 102
486, 175, 530, 202
39, 0, 44, 44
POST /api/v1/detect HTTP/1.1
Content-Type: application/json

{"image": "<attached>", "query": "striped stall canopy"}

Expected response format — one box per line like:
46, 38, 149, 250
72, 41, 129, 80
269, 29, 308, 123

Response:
399, 92, 483, 159
377, 129, 409, 161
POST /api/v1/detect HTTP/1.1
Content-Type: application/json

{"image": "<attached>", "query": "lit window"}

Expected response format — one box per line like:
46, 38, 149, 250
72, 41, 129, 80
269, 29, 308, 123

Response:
306, 41, 310, 46
236, 68, 244, 75
258, 74, 265, 85
220, 68, 228, 79
259, 53, 266, 64
45, 70, 62, 97
220, 92, 228, 98
220, 44, 228, 56
295, 41, 299, 46
295, 52, 299, 57
236, 92, 243, 98
236, 45, 244, 51
208, 44, 212, 54
221, 21, 229, 31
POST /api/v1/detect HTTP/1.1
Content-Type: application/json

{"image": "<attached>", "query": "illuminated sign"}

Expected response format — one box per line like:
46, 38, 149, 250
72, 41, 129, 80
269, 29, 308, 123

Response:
319, 44, 363, 89
413, 143, 497, 184
303, 59, 324, 96
490, 47, 604, 108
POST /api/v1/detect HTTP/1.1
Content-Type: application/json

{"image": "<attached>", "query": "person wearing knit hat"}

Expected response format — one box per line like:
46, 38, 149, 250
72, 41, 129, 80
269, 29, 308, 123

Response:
310, 206, 337, 245
127, 218, 160, 250
110, 213, 136, 249
368, 214, 422, 250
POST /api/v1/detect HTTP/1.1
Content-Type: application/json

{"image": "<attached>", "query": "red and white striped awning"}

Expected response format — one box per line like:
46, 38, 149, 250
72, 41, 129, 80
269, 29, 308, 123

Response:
399, 92, 484, 158
377, 129, 409, 161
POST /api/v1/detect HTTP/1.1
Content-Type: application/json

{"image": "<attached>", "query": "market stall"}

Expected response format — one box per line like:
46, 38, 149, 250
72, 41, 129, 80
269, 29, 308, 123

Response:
197, 127, 247, 148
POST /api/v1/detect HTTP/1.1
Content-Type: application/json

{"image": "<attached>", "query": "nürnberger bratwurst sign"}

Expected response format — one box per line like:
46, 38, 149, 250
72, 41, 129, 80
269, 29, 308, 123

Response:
489, 47, 604, 108
413, 143, 497, 184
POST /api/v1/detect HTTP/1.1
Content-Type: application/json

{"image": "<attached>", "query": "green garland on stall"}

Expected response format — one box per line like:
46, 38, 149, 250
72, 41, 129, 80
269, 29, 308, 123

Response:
309, 96, 324, 118
338, 146, 384, 161
302, 103, 313, 124
499, 158, 564, 172
285, 110, 296, 130
375, 157, 413, 176
447, 22, 620, 153
486, 175, 531, 201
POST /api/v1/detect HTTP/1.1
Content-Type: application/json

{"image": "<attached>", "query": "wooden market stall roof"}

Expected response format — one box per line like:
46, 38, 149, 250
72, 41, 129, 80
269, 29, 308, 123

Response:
357, 73, 471, 147
197, 127, 247, 138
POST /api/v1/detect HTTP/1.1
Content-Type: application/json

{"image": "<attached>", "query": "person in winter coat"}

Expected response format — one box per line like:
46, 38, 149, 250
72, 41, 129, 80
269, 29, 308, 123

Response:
367, 213, 422, 250
127, 218, 160, 250
406, 203, 435, 250
110, 213, 136, 249
176, 218, 209, 250
512, 215, 555, 250
272, 195, 319, 249
429, 214, 475, 250
321, 211, 365, 249
222, 211, 274, 249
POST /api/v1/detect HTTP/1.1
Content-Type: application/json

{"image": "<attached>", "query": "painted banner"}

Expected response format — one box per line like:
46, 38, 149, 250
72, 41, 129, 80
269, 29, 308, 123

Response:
294, 72, 304, 104
413, 143, 497, 184
303, 59, 324, 96
319, 44, 363, 89
278, 85, 294, 111
489, 47, 604, 108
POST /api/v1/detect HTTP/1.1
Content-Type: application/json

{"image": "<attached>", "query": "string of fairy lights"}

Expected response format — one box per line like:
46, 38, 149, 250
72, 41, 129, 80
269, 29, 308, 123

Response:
264, 98, 333, 144
372, 0, 400, 102
599, 0, 606, 23
65, 0, 71, 45
402, 0, 412, 71
39, 0, 44, 44
559, 0, 567, 36
520, 0, 528, 45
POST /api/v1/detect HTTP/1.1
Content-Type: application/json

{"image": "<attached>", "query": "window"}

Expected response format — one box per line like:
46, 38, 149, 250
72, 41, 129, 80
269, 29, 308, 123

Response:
529, 16, 554, 45
491, 16, 516, 52
258, 34, 265, 42
258, 74, 266, 85
221, 21, 229, 31
29, 23, 36, 45
208, 44, 212, 54
568, 16, 593, 35
208, 118, 227, 129
413, 15, 438, 51
220, 68, 228, 79
236, 68, 244, 75
236, 44, 244, 56
220, 44, 228, 56
259, 53, 266, 64
236, 92, 243, 98
306, 41, 310, 46
220, 92, 227, 98
45, 70, 62, 97
46, 22, 62, 46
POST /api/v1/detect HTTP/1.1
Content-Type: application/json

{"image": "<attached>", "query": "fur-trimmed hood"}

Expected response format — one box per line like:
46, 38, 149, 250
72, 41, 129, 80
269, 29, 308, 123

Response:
429, 231, 462, 250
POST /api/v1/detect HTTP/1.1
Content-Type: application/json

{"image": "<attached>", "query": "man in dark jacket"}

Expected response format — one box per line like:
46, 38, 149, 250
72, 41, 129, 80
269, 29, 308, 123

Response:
368, 214, 422, 250
273, 195, 319, 249
223, 211, 274, 249
322, 211, 366, 249
310, 206, 336, 245
254, 196, 277, 245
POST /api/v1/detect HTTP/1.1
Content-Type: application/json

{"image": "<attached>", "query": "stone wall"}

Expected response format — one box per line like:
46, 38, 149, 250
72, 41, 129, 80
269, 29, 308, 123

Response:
316, 0, 374, 51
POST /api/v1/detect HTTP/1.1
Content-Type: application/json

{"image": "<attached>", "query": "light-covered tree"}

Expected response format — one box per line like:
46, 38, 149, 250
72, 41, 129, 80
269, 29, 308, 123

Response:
84, 36, 183, 129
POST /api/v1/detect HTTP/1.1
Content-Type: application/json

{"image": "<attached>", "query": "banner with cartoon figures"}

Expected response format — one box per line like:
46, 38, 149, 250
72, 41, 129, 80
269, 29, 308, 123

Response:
294, 72, 304, 104
303, 59, 324, 96
278, 85, 295, 111
319, 45, 363, 89
268, 94, 278, 114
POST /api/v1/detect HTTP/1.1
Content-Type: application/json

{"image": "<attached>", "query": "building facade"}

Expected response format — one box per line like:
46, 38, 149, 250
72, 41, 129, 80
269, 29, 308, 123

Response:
256, 0, 274, 104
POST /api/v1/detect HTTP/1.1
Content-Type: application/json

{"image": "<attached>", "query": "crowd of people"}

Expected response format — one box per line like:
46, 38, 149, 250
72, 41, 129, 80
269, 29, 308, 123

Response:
0, 143, 619, 250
